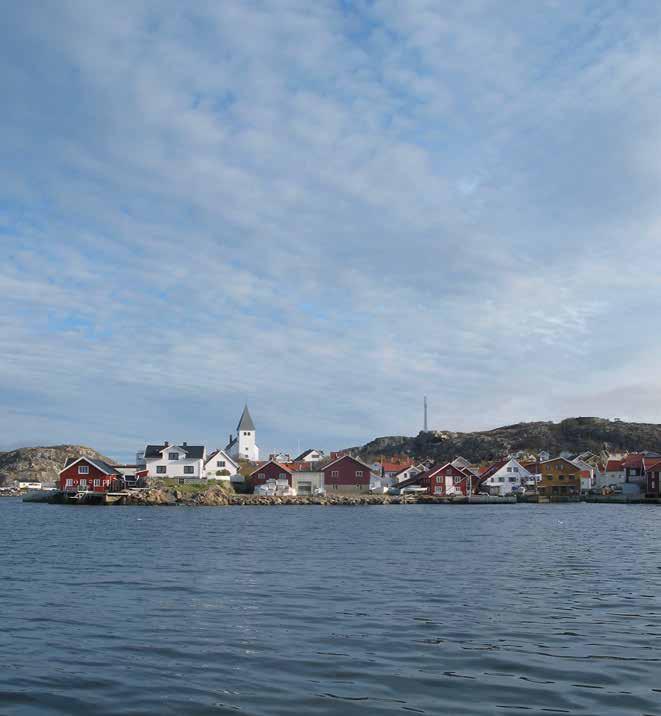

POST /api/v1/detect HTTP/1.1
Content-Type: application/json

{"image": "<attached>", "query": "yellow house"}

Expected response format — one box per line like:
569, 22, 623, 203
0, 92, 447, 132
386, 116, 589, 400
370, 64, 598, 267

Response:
537, 457, 580, 498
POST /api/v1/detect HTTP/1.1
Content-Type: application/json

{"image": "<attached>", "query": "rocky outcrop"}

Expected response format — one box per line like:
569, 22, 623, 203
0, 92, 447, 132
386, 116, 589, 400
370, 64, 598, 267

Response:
123, 488, 176, 506
0, 445, 115, 486
122, 490, 434, 506
345, 417, 661, 464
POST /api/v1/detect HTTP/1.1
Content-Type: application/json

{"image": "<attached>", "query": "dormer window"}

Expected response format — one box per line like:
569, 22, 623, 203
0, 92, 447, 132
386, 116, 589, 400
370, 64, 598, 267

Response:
78, 465, 89, 474
168, 452, 179, 461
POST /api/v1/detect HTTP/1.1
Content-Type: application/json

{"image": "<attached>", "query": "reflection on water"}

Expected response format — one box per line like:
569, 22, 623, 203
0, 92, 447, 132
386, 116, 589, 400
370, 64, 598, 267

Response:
1, 500, 660, 715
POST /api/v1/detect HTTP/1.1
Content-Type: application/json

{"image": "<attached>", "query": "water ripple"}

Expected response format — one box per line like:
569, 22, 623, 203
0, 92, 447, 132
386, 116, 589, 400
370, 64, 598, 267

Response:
1, 500, 661, 715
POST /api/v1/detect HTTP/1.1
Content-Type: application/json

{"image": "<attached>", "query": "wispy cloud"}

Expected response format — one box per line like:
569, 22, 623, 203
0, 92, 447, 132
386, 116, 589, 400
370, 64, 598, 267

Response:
2, 1, 661, 458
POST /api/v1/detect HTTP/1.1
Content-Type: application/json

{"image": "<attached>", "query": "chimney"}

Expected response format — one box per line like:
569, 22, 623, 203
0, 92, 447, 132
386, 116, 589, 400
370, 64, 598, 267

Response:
164, 441, 169, 447
183, 441, 187, 447
229, 434, 232, 444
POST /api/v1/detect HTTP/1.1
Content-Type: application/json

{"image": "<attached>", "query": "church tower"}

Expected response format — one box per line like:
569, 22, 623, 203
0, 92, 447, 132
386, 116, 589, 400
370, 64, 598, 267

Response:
227, 404, 259, 462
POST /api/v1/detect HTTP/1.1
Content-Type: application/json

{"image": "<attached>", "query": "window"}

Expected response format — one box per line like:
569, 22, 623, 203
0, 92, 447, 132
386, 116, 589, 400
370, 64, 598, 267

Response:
507, 467, 512, 473
513, 467, 519, 473
356, 470, 363, 477
545, 474, 553, 481
78, 465, 89, 474
498, 477, 505, 483
558, 475, 565, 481
217, 460, 225, 467
446, 468, 452, 475
94, 479, 100, 487
79, 479, 87, 487
509, 477, 517, 483
184, 466, 194, 474
156, 465, 166, 474
437, 476, 443, 484
279, 473, 287, 479
243, 431, 250, 436
454, 476, 462, 484
168, 452, 179, 461
258, 472, 266, 479
66, 478, 73, 487
331, 470, 339, 478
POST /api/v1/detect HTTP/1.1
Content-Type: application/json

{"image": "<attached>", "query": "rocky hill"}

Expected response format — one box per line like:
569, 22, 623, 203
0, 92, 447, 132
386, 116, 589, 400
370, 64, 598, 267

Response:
0, 445, 114, 486
347, 417, 661, 464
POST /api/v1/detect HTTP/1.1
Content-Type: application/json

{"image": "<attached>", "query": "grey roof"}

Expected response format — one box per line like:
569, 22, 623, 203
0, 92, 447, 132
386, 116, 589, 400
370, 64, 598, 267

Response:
144, 444, 205, 459
89, 458, 120, 475
63, 456, 119, 475
237, 405, 255, 431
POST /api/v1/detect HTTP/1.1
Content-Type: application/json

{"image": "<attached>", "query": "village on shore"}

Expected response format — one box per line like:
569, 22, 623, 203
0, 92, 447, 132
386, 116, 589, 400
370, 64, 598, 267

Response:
6, 405, 661, 505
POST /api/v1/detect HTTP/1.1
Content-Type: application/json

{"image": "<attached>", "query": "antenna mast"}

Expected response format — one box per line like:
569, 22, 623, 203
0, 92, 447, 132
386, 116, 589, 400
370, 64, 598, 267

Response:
424, 396, 428, 432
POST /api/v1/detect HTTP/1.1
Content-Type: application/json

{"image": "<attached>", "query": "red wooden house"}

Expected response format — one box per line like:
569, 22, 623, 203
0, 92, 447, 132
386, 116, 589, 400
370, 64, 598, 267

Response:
58, 457, 124, 493
322, 455, 372, 494
645, 457, 661, 497
249, 461, 293, 490
427, 462, 477, 496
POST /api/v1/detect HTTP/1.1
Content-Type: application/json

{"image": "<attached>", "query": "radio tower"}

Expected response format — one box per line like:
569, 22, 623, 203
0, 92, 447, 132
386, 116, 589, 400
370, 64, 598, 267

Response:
424, 396, 428, 432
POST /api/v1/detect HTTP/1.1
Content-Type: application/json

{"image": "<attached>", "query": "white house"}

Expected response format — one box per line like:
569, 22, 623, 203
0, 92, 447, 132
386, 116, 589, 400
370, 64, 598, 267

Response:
480, 458, 532, 495
270, 452, 292, 463
16, 480, 42, 490
204, 449, 240, 482
294, 449, 325, 464
143, 442, 206, 481
596, 458, 626, 488
392, 463, 426, 485
226, 405, 260, 463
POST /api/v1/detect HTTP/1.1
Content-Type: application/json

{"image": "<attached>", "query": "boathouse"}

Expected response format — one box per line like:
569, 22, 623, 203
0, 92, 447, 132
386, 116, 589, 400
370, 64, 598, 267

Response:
58, 457, 123, 493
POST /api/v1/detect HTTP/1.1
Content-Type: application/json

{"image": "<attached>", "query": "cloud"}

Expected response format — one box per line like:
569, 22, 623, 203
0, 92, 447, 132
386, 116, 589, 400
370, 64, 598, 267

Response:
2, 1, 661, 459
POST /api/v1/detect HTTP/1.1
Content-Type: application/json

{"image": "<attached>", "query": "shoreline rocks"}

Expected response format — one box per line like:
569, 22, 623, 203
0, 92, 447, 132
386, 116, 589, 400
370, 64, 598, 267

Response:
122, 488, 465, 507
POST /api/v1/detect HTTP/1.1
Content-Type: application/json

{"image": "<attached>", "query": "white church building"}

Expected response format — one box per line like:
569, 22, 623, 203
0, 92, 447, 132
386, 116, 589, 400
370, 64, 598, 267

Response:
225, 405, 260, 463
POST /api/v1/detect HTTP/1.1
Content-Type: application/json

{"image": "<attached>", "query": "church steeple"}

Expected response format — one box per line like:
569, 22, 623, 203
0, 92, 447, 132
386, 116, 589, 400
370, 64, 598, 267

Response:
237, 404, 255, 432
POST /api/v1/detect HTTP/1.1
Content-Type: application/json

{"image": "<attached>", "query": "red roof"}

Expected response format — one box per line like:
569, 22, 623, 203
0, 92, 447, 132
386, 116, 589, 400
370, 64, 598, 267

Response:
621, 454, 645, 469
382, 459, 414, 473
606, 459, 624, 472
283, 461, 312, 472
249, 460, 293, 477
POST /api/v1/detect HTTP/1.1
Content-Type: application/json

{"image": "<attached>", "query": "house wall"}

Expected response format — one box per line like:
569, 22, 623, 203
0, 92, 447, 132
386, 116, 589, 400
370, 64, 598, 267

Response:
597, 470, 625, 487
59, 461, 117, 493
323, 457, 371, 494
537, 459, 580, 497
251, 462, 292, 489
301, 450, 324, 463
428, 465, 466, 496
146, 449, 204, 479
204, 452, 238, 479
482, 460, 531, 495
647, 471, 661, 497
292, 471, 324, 495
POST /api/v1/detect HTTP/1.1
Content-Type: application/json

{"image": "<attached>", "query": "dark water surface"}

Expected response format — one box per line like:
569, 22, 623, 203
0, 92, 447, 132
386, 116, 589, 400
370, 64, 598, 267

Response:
1, 500, 660, 715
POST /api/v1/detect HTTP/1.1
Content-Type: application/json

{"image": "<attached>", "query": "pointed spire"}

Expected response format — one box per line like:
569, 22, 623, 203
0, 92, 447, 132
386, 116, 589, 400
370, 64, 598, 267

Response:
237, 404, 255, 431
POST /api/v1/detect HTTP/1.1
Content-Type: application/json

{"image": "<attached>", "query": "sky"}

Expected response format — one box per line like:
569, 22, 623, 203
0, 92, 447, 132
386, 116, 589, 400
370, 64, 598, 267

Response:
2, 1, 661, 461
